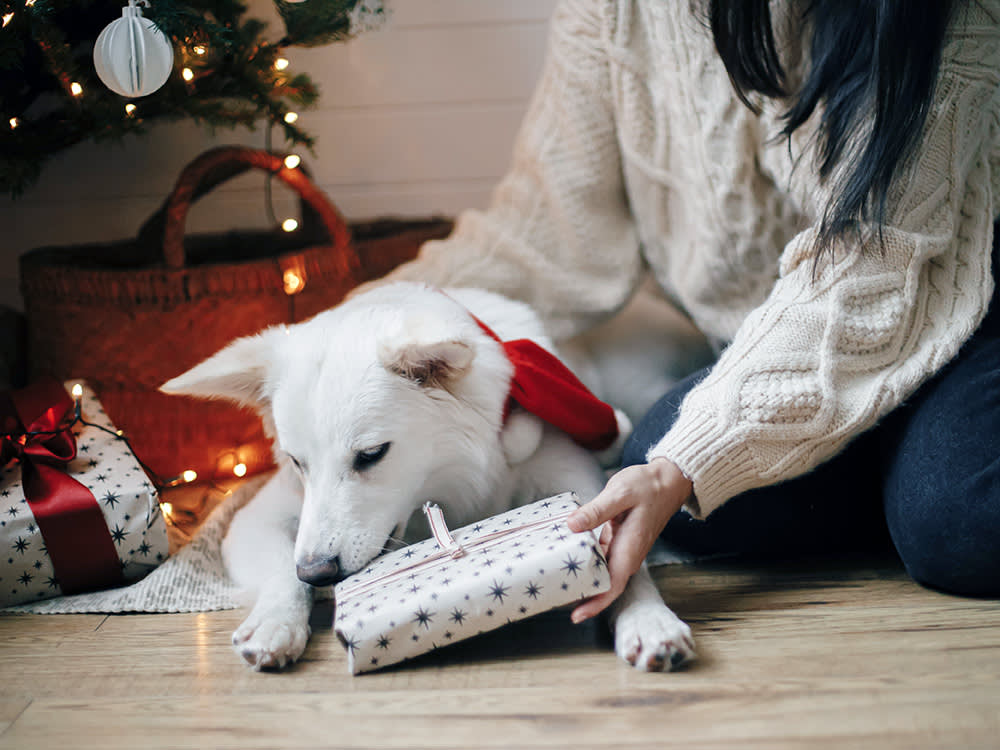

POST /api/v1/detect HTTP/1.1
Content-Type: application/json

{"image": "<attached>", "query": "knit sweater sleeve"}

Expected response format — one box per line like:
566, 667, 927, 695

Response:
364, 0, 642, 340
649, 28, 1000, 518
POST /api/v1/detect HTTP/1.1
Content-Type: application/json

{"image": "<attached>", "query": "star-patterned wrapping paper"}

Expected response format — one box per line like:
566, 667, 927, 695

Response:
333, 492, 610, 674
0, 381, 168, 607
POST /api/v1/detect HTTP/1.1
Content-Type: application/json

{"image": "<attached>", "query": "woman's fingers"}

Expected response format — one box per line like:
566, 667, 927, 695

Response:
567, 468, 638, 532
599, 521, 614, 550
567, 460, 694, 624
571, 511, 652, 622
571, 587, 620, 623
567, 490, 624, 533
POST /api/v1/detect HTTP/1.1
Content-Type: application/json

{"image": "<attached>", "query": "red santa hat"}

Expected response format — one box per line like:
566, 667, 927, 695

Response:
470, 314, 630, 456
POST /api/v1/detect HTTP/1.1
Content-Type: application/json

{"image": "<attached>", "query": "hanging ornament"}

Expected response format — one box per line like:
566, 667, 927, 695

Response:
93, 0, 174, 98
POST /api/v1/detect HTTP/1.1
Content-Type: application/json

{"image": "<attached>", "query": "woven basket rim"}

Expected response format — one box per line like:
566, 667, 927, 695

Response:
20, 240, 354, 306
20, 237, 332, 271
19, 215, 452, 270
19, 216, 454, 307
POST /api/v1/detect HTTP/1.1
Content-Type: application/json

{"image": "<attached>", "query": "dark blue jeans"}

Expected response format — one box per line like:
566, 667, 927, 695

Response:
625, 227, 1000, 597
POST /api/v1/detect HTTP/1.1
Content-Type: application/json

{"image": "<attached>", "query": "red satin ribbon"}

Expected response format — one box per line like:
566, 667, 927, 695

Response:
471, 317, 620, 452
0, 379, 125, 595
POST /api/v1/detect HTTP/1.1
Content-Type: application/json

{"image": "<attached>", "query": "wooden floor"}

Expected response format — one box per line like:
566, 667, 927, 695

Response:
1, 554, 998, 750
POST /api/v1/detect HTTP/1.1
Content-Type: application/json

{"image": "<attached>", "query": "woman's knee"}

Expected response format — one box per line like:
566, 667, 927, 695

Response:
884, 463, 1000, 597
880, 322, 1000, 596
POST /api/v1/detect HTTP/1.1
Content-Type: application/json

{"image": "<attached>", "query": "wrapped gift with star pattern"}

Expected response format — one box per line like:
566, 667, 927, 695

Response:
333, 492, 610, 674
0, 378, 169, 607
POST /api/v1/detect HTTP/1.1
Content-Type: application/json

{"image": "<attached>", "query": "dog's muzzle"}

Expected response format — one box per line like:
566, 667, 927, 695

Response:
296, 556, 344, 587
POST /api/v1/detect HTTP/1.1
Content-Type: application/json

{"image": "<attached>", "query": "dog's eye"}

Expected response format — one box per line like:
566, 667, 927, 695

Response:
288, 455, 304, 472
353, 442, 391, 472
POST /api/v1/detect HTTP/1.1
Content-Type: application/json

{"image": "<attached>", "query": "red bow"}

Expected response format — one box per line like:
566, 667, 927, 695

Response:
471, 317, 620, 452
1, 379, 124, 595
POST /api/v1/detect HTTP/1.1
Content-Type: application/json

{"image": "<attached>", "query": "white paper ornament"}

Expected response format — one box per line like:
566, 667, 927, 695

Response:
93, 0, 174, 98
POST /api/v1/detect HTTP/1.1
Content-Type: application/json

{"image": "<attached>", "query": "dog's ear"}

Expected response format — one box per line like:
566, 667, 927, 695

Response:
379, 338, 475, 389
159, 327, 284, 409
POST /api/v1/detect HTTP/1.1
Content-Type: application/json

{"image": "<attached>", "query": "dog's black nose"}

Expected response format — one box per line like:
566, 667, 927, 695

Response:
296, 556, 343, 586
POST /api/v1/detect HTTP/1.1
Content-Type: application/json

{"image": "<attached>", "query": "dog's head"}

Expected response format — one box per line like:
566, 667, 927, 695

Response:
161, 283, 513, 585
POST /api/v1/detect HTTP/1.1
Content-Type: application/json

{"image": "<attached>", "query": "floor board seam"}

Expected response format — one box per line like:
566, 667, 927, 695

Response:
0, 698, 33, 740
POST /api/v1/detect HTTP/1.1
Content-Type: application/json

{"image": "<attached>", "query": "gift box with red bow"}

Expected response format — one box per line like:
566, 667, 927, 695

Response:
0, 379, 168, 607
333, 492, 610, 674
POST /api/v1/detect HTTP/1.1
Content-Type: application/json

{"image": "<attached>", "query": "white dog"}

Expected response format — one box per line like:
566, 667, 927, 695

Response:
161, 282, 696, 672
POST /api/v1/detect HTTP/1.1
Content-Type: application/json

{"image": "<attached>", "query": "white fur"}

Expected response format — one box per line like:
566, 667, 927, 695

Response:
162, 282, 696, 672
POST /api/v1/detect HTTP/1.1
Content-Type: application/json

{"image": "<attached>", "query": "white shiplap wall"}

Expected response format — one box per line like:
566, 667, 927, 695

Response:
0, 1, 557, 308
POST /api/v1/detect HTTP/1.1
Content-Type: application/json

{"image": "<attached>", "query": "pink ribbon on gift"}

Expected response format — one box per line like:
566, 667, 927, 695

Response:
423, 501, 468, 559
336, 505, 581, 601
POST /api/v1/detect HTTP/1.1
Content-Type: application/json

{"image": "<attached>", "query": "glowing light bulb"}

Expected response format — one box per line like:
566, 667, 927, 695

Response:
2, 13, 14, 27
233, 463, 248, 478
283, 269, 304, 295
124, 103, 136, 116
283, 154, 301, 169
182, 469, 198, 483
9, 117, 19, 130
282, 218, 299, 233
274, 57, 289, 71
26, 0, 36, 7
182, 67, 194, 82
193, 45, 206, 55
284, 111, 298, 124
71, 383, 83, 399
70, 82, 83, 96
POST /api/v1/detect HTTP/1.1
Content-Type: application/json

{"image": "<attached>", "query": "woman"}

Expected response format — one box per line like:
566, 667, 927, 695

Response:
377, 0, 1000, 617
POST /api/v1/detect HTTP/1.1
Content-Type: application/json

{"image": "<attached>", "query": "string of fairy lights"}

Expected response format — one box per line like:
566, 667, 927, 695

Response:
1, 383, 260, 535
1, 0, 354, 197
4, 0, 338, 281
3, 1, 351, 526
1, 385, 180, 528
2, 5, 304, 146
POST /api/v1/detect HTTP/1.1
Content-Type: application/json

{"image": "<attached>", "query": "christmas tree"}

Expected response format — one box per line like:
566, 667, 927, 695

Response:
0, 0, 384, 197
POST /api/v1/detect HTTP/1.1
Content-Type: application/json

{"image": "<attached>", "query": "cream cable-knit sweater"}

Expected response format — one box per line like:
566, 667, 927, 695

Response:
377, 0, 1000, 518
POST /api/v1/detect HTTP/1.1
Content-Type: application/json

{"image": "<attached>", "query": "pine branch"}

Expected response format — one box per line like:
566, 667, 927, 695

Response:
1, 0, 384, 197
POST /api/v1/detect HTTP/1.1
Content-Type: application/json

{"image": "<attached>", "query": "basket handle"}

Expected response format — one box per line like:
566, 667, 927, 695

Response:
160, 146, 354, 270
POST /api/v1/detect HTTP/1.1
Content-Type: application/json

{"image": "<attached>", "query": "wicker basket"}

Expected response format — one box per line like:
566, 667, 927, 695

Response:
20, 146, 452, 482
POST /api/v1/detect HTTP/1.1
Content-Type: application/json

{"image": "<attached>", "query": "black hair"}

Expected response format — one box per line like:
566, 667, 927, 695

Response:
705, 0, 959, 262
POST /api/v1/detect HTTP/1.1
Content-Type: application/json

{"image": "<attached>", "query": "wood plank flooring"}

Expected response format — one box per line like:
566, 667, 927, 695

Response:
1, 555, 998, 749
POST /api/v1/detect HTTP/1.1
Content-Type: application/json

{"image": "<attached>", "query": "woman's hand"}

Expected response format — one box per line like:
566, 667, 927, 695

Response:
566, 457, 692, 623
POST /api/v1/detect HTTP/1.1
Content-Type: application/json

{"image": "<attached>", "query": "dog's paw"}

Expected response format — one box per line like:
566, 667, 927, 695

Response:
231, 612, 311, 671
614, 604, 696, 672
